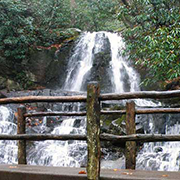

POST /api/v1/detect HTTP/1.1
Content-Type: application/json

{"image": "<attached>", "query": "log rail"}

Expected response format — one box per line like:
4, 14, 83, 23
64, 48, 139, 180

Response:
1, 83, 180, 180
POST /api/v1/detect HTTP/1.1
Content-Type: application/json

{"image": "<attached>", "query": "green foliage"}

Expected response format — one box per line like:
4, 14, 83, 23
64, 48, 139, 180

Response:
0, 0, 119, 62
118, 0, 180, 85
0, 0, 120, 88
71, 0, 120, 31
0, 0, 35, 61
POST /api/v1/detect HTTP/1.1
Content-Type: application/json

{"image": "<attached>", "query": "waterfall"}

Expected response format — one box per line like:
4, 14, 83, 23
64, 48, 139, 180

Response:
28, 117, 87, 167
64, 31, 140, 93
136, 114, 180, 171
1, 31, 180, 171
64, 32, 97, 91
0, 106, 17, 164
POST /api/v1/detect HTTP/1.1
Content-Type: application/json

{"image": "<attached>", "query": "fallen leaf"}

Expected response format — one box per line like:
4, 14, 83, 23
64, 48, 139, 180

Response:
14, 112, 18, 118
113, 169, 118, 172
78, 170, 86, 174
122, 172, 133, 175
9, 166, 17, 169
162, 174, 168, 177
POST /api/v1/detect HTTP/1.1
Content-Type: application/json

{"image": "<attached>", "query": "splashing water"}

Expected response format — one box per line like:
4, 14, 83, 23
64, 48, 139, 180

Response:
137, 115, 180, 171
28, 118, 87, 167
0, 106, 17, 164
64, 32, 97, 91
64, 31, 140, 93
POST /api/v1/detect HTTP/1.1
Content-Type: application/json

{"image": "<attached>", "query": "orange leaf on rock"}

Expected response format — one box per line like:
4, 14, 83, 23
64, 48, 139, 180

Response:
122, 172, 133, 175
162, 174, 168, 177
14, 112, 18, 118
9, 166, 17, 169
78, 170, 86, 174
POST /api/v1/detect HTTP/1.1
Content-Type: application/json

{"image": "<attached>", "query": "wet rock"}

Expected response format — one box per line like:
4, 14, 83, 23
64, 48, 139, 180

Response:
0, 91, 6, 98
81, 32, 113, 93
154, 147, 163, 153
166, 78, 180, 90
6, 79, 21, 92
0, 76, 6, 90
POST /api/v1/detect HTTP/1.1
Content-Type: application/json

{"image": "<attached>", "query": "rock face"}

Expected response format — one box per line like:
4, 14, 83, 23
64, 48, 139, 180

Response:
0, 28, 81, 91
28, 42, 73, 89
89, 34, 113, 93
166, 78, 180, 90
0, 76, 6, 90
80, 33, 113, 93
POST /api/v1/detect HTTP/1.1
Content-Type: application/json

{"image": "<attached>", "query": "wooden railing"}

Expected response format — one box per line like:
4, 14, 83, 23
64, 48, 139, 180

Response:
1, 82, 180, 180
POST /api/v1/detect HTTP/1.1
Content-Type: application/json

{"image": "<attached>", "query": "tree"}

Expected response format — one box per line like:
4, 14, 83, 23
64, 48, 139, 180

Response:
0, 0, 36, 84
0, 0, 120, 88
71, 0, 120, 31
118, 0, 180, 86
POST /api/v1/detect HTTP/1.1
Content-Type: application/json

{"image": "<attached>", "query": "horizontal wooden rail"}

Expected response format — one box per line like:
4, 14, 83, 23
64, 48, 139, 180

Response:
101, 110, 126, 115
101, 133, 180, 142
24, 108, 180, 117
24, 111, 87, 117
101, 108, 180, 115
1, 90, 180, 105
0, 96, 87, 104
25, 110, 126, 117
0, 134, 87, 141
1, 133, 180, 143
137, 108, 180, 114
100, 90, 180, 101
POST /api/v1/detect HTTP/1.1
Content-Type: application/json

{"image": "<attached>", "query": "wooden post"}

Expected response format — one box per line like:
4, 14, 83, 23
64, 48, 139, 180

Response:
86, 82, 101, 180
17, 105, 27, 164
125, 101, 136, 169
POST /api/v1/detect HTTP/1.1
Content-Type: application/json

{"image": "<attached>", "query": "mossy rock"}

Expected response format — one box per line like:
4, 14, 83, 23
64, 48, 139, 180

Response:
59, 28, 81, 40
0, 76, 6, 90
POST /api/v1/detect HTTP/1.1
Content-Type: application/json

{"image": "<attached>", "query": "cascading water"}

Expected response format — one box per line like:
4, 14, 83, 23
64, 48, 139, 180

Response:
64, 31, 140, 93
64, 32, 97, 91
0, 106, 17, 164
136, 114, 180, 171
1, 31, 180, 171
27, 116, 87, 167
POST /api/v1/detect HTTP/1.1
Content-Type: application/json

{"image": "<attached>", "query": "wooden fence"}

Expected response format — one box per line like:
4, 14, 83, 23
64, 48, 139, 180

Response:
0, 82, 180, 180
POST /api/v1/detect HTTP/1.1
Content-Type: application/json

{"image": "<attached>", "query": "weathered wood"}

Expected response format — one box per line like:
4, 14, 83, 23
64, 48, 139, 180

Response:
125, 101, 136, 169
101, 110, 126, 115
24, 111, 87, 117
136, 108, 180, 114
1, 89, 180, 105
101, 108, 180, 116
25, 110, 128, 117
87, 82, 101, 180
99, 90, 180, 101
0, 134, 86, 141
0, 96, 87, 104
1, 133, 180, 142
17, 105, 27, 164
100, 133, 180, 142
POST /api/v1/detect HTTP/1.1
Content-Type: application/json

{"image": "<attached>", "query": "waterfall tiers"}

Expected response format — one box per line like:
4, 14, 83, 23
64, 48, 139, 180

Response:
63, 31, 140, 93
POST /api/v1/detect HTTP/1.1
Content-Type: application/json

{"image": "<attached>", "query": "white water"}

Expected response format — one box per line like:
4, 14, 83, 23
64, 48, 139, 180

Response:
28, 118, 87, 167
64, 32, 97, 91
64, 31, 140, 93
0, 106, 17, 164
105, 32, 140, 93
136, 116, 180, 171
0, 31, 180, 171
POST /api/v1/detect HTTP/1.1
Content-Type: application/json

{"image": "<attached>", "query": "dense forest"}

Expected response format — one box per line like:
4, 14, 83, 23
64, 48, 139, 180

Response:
0, 0, 180, 90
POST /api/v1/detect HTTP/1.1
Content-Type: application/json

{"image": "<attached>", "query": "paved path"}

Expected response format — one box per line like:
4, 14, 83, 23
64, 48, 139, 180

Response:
0, 164, 179, 180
